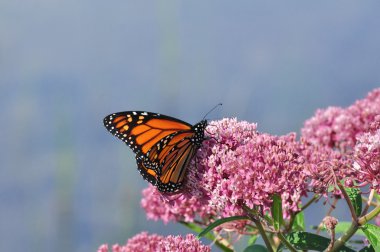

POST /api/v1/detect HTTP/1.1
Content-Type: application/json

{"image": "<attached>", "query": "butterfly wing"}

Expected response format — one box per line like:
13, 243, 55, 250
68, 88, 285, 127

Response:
103, 111, 193, 158
138, 120, 207, 192
104, 111, 207, 192
135, 132, 194, 192
135, 154, 159, 187
157, 137, 196, 192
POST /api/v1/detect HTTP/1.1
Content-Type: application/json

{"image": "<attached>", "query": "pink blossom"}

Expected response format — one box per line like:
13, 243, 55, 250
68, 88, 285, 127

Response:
298, 140, 353, 194
141, 184, 213, 224
142, 118, 313, 223
98, 232, 211, 252
98, 244, 109, 252
323, 216, 338, 230
199, 129, 309, 217
353, 128, 380, 193
302, 88, 380, 151
142, 89, 380, 225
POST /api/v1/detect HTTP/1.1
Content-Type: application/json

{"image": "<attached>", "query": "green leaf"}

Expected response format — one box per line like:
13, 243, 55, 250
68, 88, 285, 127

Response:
358, 245, 375, 252
278, 231, 355, 252
345, 187, 362, 216
244, 244, 268, 252
197, 216, 249, 238
271, 194, 283, 231
292, 211, 305, 231
361, 224, 380, 251
247, 235, 258, 246
319, 222, 365, 236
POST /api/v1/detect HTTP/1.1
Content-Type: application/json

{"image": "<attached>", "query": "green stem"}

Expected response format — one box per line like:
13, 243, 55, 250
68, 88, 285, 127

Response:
361, 189, 375, 216
276, 231, 298, 252
331, 198, 380, 251
338, 182, 358, 222
331, 187, 380, 251
252, 218, 274, 252
242, 204, 272, 225
359, 204, 380, 225
242, 204, 274, 251
330, 183, 365, 251
330, 222, 358, 252
361, 196, 379, 207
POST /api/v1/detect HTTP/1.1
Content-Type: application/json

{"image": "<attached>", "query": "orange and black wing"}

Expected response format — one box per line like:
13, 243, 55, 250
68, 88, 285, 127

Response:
103, 111, 193, 159
104, 111, 207, 191
136, 155, 159, 187
136, 134, 196, 192
138, 120, 207, 192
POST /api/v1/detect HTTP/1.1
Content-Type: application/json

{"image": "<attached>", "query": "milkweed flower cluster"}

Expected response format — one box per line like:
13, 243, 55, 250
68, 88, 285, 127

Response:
301, 88, 380, 151
142, 118, 318, 223
142, 118, 261, 223
141, 183, 213, 224
141, 89, 380, 227
301, 88, 380, 192
101, 88, 380, 251
353, 128, 380, 193
97, 232, 210, 252
298, 140, 353, 195
195, 126, 310, 217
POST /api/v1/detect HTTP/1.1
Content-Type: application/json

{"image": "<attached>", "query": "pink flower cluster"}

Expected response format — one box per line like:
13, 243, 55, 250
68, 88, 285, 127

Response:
98, 232, 210, 252
198, 128, 309, 217
100, 88, 380, 251
298, 140, 353, 195
141, 89, 380, 225
141, 184, 213, 224
354, 128, 380, 193
141, 118, 259, 224
301, 88, 380, 192
301, 88, 380, 151
142, 118, 315, 223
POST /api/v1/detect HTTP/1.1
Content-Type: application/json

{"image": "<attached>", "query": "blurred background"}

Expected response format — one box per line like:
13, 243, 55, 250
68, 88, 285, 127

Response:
1, 1, 380, 251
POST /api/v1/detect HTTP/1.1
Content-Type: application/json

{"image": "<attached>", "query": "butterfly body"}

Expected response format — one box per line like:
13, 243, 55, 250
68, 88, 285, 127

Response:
103, 111, 207, 192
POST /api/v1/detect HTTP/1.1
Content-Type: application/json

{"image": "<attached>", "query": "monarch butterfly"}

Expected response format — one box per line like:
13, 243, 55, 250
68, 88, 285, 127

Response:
103, 111, 207, 192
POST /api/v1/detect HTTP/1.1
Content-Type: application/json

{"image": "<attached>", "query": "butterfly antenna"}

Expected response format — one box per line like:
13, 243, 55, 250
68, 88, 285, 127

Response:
202, 103, 222, 120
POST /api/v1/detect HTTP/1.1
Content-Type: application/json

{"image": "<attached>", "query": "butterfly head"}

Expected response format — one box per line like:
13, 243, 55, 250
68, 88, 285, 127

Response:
191, 120, 208, 147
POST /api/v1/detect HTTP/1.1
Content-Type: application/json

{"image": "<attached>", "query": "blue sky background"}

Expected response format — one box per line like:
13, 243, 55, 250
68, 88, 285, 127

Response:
1, 1, 380, 251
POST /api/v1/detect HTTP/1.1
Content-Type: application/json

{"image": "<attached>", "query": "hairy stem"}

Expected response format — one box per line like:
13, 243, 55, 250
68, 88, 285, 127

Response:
359, 204, 380, 225
276, 231, 298, 252
251, 218, 274, 252
326, 229, 335, 252
361, 189, 375, 216
338, 182, 358, 222
330, 222, 358, 251
331, 194, 380, 251
362, 196, 379, 207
